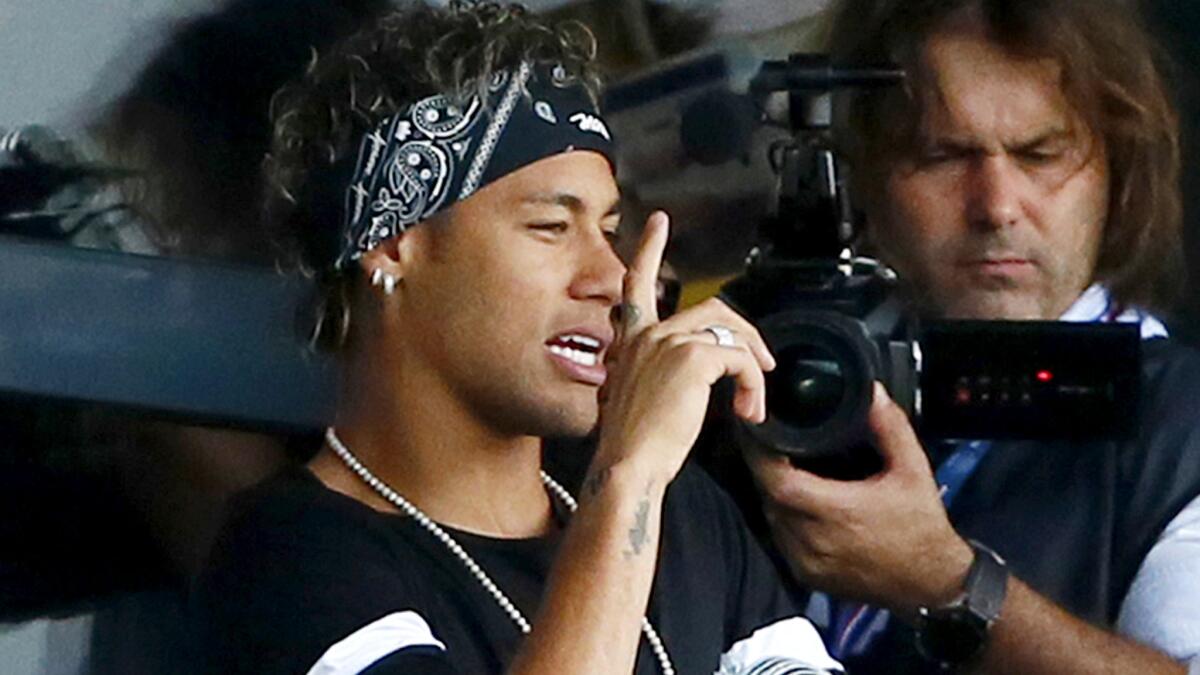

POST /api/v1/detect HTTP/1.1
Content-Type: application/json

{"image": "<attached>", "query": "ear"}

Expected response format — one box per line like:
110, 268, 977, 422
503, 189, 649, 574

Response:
358, 227, 426, 289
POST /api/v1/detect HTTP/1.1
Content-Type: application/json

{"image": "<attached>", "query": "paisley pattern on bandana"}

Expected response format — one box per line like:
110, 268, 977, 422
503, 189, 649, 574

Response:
341, 85, 493, 265
334, 62, 615, 270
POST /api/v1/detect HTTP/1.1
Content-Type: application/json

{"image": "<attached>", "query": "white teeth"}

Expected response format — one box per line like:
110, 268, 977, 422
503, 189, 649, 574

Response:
548, 345, 598, 367
560, 334, 601, 349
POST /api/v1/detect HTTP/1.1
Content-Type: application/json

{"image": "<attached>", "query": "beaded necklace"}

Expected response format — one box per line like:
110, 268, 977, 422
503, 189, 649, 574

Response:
325, 428, 675, 674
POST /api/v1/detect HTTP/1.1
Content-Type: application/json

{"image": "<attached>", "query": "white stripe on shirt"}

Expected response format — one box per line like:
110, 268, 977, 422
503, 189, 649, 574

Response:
715, 616, 844, 674
306, 610, 446, 675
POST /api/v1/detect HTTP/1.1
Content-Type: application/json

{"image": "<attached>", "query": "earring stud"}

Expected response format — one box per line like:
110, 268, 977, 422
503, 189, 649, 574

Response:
370, 268, 398, 295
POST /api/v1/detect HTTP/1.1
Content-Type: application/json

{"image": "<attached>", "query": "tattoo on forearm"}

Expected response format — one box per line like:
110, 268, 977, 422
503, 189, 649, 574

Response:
624, 479, 657, 559
625, 498, 651, 559
583, 466, 612, 499
584, 470, 656, 559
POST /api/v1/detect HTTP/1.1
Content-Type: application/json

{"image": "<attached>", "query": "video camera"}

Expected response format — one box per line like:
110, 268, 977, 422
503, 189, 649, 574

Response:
716, 55, 1140, 478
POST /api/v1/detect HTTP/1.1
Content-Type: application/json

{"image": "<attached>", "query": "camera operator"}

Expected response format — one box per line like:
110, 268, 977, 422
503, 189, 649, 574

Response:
745, 0, 1200, 673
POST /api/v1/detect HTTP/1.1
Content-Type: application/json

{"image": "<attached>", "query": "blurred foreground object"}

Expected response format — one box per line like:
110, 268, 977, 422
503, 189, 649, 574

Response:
0, 125, 152, 253
0, 237, 334, 431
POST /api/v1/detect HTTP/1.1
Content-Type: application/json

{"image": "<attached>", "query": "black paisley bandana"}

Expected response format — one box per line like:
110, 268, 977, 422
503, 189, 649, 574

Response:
334, 61, 617, 270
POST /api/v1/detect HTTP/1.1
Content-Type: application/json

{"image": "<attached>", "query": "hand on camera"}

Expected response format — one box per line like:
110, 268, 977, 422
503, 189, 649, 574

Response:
746, 383, 974, 617
595, 211, 776, 483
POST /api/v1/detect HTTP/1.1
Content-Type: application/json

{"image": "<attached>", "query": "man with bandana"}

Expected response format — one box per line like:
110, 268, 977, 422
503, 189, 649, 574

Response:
746, 0, 1200, 673
193, 3, 841, 674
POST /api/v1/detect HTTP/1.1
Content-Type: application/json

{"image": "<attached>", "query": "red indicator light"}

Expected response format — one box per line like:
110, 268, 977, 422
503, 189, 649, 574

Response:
1036, 370, 1053, 383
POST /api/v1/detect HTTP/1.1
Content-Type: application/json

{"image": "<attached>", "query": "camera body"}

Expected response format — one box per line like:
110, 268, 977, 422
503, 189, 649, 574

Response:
719, 55, 1139, 478
722, 252, 911, 478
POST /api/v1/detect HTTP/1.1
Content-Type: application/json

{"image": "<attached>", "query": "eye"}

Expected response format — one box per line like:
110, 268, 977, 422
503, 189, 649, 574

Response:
603, 229, 622, 245
1017, 148, 1064, 166
918, 148, 948, 163
529, 222, 569, 235
916, 145, 967, 167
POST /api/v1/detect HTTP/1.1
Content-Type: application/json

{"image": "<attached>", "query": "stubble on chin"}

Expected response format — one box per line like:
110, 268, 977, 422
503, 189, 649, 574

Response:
517, 393, 600, 441
937, 292, 1045, 320
933, 277, 1083, 320
907, 271, 1044, 320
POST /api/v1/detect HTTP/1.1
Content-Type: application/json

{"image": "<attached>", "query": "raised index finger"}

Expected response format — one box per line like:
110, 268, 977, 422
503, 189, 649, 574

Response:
620, 210, 670, 334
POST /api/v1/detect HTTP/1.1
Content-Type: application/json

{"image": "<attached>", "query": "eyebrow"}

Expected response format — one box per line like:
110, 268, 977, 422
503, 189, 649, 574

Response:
927, 126, 1074, 153
1009, 127, 1073, 152
521, 193, 622, 218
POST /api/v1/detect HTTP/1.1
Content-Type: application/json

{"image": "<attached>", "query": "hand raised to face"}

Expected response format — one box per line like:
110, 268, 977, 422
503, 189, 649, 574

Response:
594, 211, 776, 483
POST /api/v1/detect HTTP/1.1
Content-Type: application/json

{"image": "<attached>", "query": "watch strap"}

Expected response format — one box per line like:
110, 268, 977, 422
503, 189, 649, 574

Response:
915, 539, 1009, 668
963, 539, 1008, 623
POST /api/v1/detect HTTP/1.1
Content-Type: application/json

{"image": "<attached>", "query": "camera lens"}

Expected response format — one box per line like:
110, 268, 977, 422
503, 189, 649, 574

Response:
769, 344, 845, 428
737, 309, 881, 463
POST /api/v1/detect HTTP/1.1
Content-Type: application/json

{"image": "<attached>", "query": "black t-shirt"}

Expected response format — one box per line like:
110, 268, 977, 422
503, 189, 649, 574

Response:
194, 457, 841, 674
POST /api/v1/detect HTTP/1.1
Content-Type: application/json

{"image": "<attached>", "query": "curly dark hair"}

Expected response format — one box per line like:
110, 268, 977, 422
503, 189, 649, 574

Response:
263, 0, 602, 350
826, 0, 1184, 315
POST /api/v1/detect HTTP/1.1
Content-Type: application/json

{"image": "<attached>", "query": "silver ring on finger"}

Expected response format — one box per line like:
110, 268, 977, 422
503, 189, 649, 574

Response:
703, 324, 736, 347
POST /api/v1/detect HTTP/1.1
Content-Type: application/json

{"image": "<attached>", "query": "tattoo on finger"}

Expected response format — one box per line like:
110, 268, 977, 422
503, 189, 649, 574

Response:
617, 302, 642, 332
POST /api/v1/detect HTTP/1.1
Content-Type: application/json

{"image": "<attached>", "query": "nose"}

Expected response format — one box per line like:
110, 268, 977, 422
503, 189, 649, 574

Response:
569, 230, 625, 306
966, 156, 1026, 230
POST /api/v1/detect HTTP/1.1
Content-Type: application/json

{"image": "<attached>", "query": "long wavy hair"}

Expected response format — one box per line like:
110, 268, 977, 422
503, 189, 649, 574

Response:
826, 0, 1184, 315
264, 0, 602, 351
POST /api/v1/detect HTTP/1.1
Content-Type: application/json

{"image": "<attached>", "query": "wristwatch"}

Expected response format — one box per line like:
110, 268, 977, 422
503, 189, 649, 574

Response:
915, 539, 1009, 669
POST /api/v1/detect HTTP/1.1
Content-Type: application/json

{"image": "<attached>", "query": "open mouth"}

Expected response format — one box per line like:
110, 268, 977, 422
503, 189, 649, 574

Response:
546, 333, 603, 367
545, 332, 608, 385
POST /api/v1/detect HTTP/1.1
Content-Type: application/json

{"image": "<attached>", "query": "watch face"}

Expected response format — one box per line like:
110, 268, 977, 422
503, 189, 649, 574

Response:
919, 610, 988, 665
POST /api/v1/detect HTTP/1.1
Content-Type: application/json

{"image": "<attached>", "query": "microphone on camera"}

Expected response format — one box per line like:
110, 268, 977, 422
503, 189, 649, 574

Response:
675, 55, 907, 166
751, 55, 904, 130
